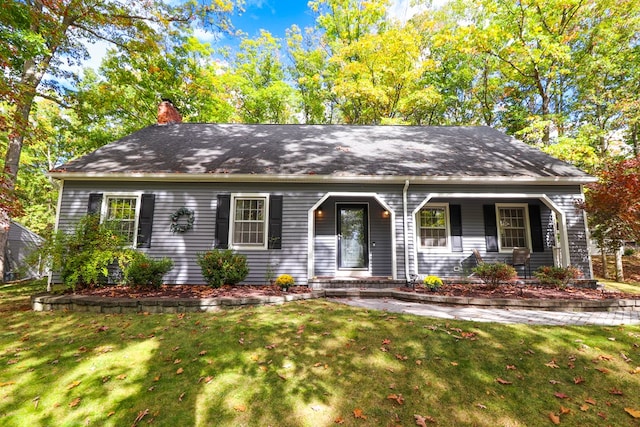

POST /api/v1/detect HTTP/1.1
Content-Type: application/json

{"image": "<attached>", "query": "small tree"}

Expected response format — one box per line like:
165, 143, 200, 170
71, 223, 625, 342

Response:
578, 156, 640, 281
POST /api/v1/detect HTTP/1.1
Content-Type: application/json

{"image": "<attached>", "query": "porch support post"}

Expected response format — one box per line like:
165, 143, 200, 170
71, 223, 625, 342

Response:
402, 180, 410, 281
539, 195, 570, 268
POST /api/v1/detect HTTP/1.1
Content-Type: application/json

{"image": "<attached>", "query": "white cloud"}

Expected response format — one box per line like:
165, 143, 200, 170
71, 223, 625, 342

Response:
387, 0, 447, 22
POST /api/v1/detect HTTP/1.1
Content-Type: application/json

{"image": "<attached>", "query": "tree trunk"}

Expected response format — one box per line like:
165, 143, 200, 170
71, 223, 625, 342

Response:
600, 250, 608, 279
614, 248, 624, 282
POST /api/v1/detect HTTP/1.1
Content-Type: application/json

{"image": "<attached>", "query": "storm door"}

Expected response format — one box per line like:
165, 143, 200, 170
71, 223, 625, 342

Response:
337, 204, 369, 269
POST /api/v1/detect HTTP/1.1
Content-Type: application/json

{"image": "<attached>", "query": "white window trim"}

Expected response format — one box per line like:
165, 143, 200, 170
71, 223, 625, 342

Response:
416, 203, 451, 253
229, 193, 270, 251
495, 203, 532, 253
100, 192, 142, 248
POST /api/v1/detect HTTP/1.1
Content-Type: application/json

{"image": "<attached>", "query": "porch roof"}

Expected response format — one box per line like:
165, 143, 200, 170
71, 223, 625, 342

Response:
51, 124, 594, 184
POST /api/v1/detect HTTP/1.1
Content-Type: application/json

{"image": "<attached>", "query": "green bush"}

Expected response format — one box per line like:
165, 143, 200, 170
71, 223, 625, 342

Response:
275, 274, 295, 289
196, 249, 249, 288
534, 265, 582, 288
472, 262, 516, 288
423, 275, 443, 290
623, 247, 636, 257
122, 251, 173, 288
34, 215, 129, 290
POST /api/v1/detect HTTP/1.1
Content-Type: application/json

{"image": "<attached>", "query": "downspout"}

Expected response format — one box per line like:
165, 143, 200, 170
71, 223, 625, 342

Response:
402, 180, 410, 282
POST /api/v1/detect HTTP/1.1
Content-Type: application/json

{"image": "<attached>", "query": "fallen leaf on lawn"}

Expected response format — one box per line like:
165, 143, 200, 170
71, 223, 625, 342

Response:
260, 365, 267, 372
496, 378, 512, 385
476, 403, 487, 409
133, 408, 149, 425
382, 339, 391, 345
233, 404, 246, 412
554, 392, 569, 399
265, 344, 276, 350
416, 360, 422, 365
199, 350, 207, 356
629, 367, 640, 374
176, 367, 184, 374
154, 375, 161, 382
69, 397, 81, 408
580, 404, 590, 412
389, 383, 396, 389
66, 380, 81, 390
0, 381, 16, 387
549, 412, 560, 425
549, 380, 561, 385
147, 386, 155, 391
107, 411, 115, 417
545, 360, 560, 368
625, 407, 640, 418
353, 408, 367, 419
178, 392, 185, 401
585, 397, 596, 405
116, 374, 127, 380
387, 394, 404, 405
506, 365, 517, 370
414, 414, 436, 425
596, 367, 610, 374
560, 406, 571, 414
395, 354, 408, 361
174, 359, 182, 364
334, 416, 345, 424
450, 362, 458, 366
278, 374, 287, 381
573, 377, 584, 384
597, 354, 614, 361
620, 352, 631, 363
597, 412, 607, 419
172, 346, 180, 351
609, 388, 623, 395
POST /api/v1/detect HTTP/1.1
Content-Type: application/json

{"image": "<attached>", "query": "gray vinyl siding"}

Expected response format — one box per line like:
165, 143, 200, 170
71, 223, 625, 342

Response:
55, 180, 592, 286
406, 184, 592, 278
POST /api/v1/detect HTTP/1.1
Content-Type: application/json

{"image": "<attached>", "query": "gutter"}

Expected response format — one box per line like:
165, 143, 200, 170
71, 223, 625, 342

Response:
403, 180, 410, 282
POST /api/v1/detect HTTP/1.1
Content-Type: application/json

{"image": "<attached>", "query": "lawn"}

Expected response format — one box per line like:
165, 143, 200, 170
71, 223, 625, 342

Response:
1, 282, 639, 426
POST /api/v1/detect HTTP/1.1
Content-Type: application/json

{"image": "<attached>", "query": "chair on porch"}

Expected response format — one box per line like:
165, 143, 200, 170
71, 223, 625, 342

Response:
511, 247, 531, 278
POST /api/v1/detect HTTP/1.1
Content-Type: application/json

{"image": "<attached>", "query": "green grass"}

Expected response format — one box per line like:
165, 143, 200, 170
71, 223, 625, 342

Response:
602, 279, 640, 294
1, 282, 639, 426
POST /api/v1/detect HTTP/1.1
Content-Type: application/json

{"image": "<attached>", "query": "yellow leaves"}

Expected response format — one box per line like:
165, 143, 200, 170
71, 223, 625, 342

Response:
549, 412, 560, 424
625, 407, 640, 418
176, 367, 184, 375
233, 404, 246, 412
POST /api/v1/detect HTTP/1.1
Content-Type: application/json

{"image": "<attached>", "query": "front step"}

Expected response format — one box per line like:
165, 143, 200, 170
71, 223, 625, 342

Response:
308, 278, 407, 290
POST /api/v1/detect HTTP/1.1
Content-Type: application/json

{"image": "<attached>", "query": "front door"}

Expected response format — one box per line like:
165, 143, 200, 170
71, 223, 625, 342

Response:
337, 204, 369, 270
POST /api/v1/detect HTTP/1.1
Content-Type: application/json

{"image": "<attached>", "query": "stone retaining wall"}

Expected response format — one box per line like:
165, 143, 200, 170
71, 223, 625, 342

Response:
31, 289, 640, 313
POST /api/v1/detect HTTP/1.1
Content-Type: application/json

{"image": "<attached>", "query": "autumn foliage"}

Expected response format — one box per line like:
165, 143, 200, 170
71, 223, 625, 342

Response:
580, 156, 640, 250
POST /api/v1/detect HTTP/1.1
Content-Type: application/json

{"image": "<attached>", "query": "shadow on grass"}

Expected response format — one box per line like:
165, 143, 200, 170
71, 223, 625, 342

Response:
1, 282, 639, 426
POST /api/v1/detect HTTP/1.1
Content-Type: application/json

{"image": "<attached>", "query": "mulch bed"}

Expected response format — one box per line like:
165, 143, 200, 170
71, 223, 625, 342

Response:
401, 283, 640, 300
73, 284, 312, 299
69, 283, 640, 301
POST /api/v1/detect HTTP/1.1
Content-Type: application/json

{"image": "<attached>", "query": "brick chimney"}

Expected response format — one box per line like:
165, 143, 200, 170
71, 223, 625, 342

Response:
157, 99, 182, 125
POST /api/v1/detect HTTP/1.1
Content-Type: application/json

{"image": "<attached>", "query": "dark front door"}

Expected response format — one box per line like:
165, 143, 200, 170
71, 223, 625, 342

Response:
337, 204, 369, 269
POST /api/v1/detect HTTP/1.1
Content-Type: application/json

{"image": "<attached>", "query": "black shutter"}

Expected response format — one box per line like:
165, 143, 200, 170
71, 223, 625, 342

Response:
268, 195, 283, 249
215, 194, 231, 249
449, 204, 463, 252
136, 194, 155, 248
87, 193, 103, 214
529, 204, 544, 252
483, 204, 499, 252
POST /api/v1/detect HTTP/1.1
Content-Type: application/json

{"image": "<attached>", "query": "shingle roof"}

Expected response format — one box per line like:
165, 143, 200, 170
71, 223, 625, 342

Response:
52, 124, 593, 181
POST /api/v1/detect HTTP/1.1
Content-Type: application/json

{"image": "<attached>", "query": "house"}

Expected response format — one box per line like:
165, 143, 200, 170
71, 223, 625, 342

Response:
4, 221, 44, 282
49, 103, 596, 287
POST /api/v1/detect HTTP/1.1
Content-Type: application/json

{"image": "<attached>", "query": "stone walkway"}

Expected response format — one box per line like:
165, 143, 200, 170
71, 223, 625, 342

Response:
328, 297, 640, 326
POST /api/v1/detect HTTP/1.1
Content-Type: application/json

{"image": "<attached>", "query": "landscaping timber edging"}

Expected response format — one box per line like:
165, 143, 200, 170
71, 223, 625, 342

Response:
31, 289, 640, 313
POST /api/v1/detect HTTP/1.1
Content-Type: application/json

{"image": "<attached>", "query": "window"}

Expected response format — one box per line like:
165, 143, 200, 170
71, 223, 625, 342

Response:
496, 204, 530, 251
418, 204, 450, 250
231, 195, 268, 249
103, 195, 140, 246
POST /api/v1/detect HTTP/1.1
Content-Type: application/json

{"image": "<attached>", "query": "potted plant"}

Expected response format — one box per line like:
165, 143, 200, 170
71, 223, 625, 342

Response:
275, 274, 295, 292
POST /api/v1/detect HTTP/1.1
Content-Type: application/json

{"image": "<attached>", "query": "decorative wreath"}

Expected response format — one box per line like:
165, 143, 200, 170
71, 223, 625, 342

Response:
170, 207, 195, 233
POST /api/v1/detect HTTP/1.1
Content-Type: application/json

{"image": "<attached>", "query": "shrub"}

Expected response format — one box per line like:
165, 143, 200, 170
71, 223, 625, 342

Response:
33, 215, 129, 290
534, 266, 582, 288
623, 247, 636, 257
472, 262, 517, 288
121, 251, 173, 288
423, 275, 443, 290
275, 274, 295, 289
196, 249, 249, 288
